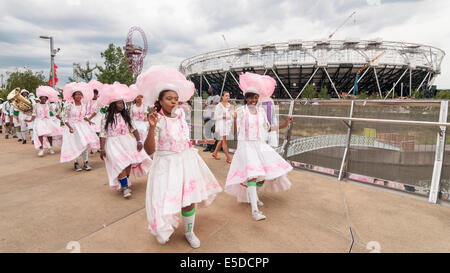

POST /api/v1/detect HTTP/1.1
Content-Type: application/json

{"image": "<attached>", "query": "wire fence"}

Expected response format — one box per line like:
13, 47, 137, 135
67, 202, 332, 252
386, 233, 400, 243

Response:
188, 99, 450, 203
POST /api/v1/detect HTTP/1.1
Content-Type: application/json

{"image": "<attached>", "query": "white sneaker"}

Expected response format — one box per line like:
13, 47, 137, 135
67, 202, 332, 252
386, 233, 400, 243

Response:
252, 211, 267, 221
38, 149, 44, 157
123, 187, 132, 198
185, 233, 201, 249
48, 148, 55, 155
156, 235, 168, 245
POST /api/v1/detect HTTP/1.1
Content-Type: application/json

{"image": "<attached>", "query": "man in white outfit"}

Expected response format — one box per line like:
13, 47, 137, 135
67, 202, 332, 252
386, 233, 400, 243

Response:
203, 84, 220, 152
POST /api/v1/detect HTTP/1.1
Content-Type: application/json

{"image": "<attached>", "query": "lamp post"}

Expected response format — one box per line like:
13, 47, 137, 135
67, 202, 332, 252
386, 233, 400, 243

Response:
40, 36, 60, 87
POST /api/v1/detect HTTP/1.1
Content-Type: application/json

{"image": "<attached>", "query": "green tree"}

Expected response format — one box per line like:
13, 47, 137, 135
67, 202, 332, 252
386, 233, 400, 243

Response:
435, 90, 450, 100
0, 88, 8, 100
301, 84, 317, 99
5, 68, 48, 94
318, 86, 330, 99
358, 91, 369, 99
369, 92, 381, 100
95, 44, 134, 85
412, 89, 424, 99
68, 61, 96, 82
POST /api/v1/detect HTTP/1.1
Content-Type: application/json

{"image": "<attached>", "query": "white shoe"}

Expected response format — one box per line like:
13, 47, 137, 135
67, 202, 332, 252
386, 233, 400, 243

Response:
257, 200, 264, 206
252, 211, 267, 221
156, 235, 168, 245
123, 188, 131, 198
38, 149, 44, 157
48, 148, 55, 155
185, 233, 201, 249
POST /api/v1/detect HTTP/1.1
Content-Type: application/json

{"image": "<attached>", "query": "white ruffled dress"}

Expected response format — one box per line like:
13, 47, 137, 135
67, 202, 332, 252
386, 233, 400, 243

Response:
86, 100, 102, 133
214, 102, 233, 138
130, 104, 149, 141
32, 102, 64, 150
225, 105, 293, 202
146, 109, 222, 242
60, 103, 100, 162
100, 113, 152, 189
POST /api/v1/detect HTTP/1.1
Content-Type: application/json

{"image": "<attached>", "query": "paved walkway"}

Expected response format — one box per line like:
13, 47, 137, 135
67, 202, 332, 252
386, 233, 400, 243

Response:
0, 136, 449, 253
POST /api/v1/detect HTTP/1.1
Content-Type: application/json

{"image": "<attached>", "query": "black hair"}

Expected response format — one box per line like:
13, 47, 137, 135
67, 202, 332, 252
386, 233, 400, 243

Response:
244, 92, 259, 105
93, 89, 99, 95
104, 100, 133, 131
154, 90, 173, 113
72, 91, 83, 98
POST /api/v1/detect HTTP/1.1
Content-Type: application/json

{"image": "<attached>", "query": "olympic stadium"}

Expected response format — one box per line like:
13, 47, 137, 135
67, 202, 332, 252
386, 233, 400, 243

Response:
180, 39, 445, 99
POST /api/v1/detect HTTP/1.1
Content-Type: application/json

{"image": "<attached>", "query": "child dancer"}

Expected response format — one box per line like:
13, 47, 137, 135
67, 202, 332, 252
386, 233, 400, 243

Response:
60, 82, 100, 171
137, 66, 222, 248
225, 72, 293, 221
130, 89, 149, 142
87, 79, 104, 136
211, 91, 234, 163
98, 82, 152, 198
26, 86, 64, 156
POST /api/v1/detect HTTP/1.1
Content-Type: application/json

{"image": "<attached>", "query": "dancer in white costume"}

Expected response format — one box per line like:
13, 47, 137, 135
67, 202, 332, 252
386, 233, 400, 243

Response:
130, 93, 149, 142
60, 82, 100, 171
211, 91, 234, 163
225, 72, 293, 221
87, 79, 104, 136
98, 82, 152, 198
26, 86, 64, 157
137, 66, 222, 248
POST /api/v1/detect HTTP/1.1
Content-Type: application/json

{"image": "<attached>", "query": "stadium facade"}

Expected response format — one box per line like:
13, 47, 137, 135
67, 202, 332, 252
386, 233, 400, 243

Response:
180, 39, 445, 99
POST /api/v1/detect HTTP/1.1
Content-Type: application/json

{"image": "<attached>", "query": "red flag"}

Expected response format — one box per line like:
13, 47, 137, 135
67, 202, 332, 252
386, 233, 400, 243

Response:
48, 64, 58, 86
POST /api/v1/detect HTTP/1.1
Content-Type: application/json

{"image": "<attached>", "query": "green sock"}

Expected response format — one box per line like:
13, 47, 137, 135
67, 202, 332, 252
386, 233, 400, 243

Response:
182, 207, 196, 233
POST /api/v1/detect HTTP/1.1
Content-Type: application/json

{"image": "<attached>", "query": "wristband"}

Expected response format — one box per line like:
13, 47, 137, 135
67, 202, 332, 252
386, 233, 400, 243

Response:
137, 140, 143, 144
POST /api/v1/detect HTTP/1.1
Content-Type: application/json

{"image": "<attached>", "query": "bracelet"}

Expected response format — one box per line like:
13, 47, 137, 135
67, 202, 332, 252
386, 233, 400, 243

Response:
137, 140, 143, 144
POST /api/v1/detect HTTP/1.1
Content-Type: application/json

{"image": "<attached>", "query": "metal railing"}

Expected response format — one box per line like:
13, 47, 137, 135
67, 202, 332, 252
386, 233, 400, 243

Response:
189, 99, 450, 204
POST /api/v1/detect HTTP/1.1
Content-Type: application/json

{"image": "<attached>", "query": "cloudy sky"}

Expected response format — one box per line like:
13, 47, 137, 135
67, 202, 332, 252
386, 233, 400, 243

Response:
0, 0, 449, 88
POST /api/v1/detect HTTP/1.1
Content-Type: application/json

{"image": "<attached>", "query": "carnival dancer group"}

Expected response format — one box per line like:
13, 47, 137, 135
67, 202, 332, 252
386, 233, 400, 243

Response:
0, 66, 293, 249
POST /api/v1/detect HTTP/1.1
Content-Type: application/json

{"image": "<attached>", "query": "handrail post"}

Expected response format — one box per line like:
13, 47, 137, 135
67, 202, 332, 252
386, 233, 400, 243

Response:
282, 100, 295, 159
339, 101, 355, 180
429, 101, 448, 203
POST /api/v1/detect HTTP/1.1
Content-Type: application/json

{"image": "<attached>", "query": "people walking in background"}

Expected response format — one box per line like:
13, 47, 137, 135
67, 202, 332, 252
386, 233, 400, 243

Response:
17, 89, 35, 144
203, 84, 220, 152
137, 65, 222, 249
60, 82, 100, 171
211, 90, 234, 163
0, 98, 4, 134
130, 92, 149, 142
2, 98, 16, 139
87, 79, 104, 137
225, 72, 293, 221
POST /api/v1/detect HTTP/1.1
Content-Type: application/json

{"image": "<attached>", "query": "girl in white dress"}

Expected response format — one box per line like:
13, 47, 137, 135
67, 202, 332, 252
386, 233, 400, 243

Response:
225, 72, 293, 221
130, 94, 149, 142
211, 91, 234, 163
25, 86, 63, 156
60, 82, 100, 171
98, 82, 152, 198
87, 79, 104, 136
136, 65, 222, 249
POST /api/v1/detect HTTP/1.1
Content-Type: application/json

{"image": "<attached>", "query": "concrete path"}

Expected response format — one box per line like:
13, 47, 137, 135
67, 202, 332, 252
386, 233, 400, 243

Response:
0, 136, 449, 253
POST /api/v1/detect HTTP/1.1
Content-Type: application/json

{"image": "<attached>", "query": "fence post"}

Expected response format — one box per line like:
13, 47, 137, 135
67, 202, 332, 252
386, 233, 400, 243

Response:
429, 101, 448, 203
282, 100, 295, 159
338, 100, 355, 180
